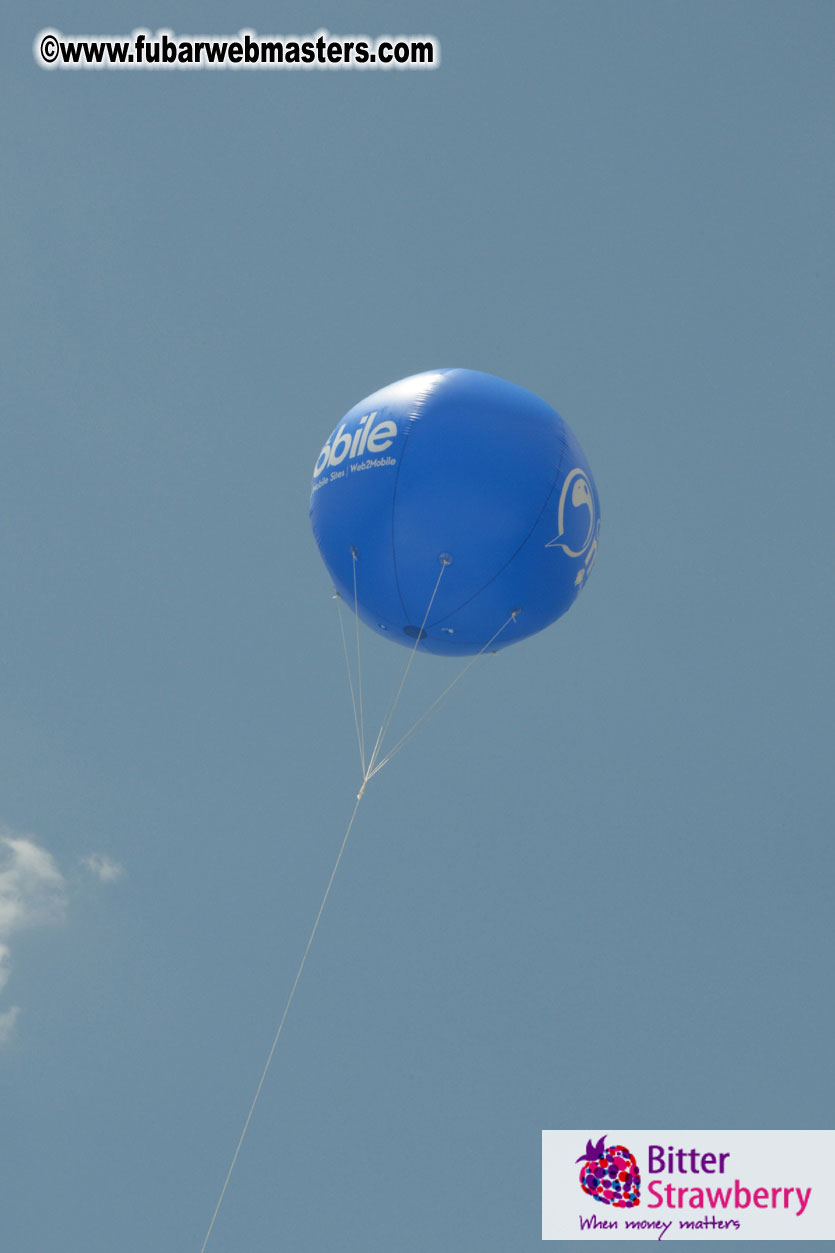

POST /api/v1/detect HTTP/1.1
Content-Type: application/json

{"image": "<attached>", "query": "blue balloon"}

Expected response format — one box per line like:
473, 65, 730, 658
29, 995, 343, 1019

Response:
310, 369, 600, 656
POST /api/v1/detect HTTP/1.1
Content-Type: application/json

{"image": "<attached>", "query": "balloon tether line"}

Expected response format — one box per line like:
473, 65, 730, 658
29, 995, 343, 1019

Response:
366, 609, 518, 778
200, 574, 514, 1249
365, 558, 449, 778
200, 557, 441, 1249
199, 788, 366, 1253
334, 592, 365, 774
351, 550, 367, 773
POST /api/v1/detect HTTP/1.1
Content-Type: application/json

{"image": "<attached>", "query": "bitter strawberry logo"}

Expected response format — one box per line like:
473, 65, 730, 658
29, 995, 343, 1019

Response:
577, 1134, 641, 1208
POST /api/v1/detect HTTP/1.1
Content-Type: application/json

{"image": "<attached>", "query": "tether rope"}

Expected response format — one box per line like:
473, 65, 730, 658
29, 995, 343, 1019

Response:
334, 594, 365, 773
366, 610, 517, 779
199, 791, 365, 1252
200, 562, 512, 1249
364, 559, 449, 780
351, 551, 367, 774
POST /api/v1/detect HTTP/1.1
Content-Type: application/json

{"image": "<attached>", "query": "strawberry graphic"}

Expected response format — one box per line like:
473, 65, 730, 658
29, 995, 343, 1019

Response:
577, 1134, 641, 1208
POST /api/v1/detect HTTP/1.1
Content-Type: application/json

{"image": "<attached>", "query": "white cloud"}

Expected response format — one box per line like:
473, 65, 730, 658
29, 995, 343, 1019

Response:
0, 832, 68, 1043
0, 1006, 21, 1043
0, 942, 12, 994
82, 853, 125, 883
0, 835, 67, 933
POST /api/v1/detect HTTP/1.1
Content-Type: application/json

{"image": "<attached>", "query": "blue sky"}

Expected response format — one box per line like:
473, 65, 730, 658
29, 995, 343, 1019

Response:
2, 3, 833, 1250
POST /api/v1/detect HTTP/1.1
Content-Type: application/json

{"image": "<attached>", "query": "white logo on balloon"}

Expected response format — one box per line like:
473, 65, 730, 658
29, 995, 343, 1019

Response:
546, 468, 599, 588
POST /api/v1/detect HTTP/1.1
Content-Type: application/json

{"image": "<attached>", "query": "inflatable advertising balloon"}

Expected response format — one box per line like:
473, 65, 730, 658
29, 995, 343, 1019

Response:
310, 369, 599, 656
